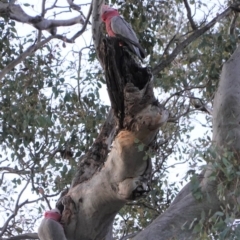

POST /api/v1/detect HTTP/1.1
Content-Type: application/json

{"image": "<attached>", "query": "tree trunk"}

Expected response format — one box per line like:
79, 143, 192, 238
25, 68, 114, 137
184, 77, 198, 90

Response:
134, 45, 240, 240
57, 1, 240, 239
60, 42, 168, 239
58, 3, 168, 240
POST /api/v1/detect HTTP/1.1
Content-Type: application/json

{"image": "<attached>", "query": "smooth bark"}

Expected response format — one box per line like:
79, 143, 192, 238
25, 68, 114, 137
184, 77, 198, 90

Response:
0, 3, 84, 29
134, 45, 240, 239
61, 98, 168, 239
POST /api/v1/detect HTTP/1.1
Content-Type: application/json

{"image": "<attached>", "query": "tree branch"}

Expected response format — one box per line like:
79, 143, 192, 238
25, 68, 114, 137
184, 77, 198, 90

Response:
133, 175, 220, 240
152, 4, 237, 75
229, 12, 238, 35
41, 0, 47, 17
66, 0, 81, 11
1, 233, 38, 240
92, 0, 105, 63
0, 167, 30, 175
0, 180, 30, 237
0, 36, 53, 80
183, 0, 197, 30
0, 3, 84, 31
70, 3, 92, 42
135, 41, 240, 240
43, 0, 57, 17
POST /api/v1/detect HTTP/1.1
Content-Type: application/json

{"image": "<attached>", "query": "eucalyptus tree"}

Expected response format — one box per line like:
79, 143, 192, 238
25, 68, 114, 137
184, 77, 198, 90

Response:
0, 0, 240, 239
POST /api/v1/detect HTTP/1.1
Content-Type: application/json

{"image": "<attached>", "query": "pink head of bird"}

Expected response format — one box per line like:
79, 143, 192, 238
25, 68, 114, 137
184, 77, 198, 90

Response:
44, 209, 61, 221
101, 5, 119, 22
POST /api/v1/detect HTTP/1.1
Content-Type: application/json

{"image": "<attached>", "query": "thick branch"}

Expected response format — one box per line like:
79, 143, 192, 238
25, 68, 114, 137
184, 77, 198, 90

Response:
2, 233, 38, 240
0, 3, 84, 29
63, 105, 168, 240
212, 45, 240, 149
135, 44, 240, 240
92, 0, 105, 63
60, 19, 168, 239
134, 178, 220, 240
70, 109, 116, 187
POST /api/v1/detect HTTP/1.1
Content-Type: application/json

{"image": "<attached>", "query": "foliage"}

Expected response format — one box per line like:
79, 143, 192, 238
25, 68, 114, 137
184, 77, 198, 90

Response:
0, 0, 240, 239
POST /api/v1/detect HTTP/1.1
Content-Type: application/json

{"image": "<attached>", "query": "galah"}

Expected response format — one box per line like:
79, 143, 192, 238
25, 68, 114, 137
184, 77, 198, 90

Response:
38, 209, 67, 240
101, 5, 146, 59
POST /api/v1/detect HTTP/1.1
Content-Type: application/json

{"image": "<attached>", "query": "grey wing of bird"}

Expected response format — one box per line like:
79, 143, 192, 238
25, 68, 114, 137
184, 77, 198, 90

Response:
111, 16, 146, 58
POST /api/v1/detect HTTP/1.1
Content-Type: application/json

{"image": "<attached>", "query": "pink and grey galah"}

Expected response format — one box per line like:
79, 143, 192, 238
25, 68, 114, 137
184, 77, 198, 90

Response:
38, 209, 67, 240
101, 5, 146, 59
44, 209, 62, 221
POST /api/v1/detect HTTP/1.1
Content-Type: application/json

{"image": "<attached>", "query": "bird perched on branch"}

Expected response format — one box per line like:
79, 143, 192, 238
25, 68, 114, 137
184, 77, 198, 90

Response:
101, 5, 146, 59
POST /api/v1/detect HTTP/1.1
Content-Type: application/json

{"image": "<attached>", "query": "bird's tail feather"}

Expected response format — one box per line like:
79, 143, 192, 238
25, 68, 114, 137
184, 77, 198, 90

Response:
116, 34, 146, 59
